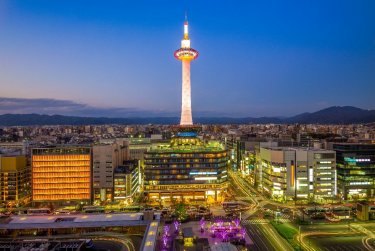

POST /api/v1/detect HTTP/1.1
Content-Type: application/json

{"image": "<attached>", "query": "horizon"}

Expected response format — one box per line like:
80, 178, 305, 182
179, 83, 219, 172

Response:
0, 97, 373, 119
1, 1, 375, 117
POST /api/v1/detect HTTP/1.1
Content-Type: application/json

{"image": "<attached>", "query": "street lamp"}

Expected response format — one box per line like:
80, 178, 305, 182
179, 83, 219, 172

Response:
299, 225, 302, 250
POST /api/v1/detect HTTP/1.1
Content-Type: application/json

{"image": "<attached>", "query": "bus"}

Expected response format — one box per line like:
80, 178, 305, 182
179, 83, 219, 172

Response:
303, 207, 328, 215
27, 208, 52, 215
120, 206, 142, 213
222, 201, 240, 209
79, 239, 95, 249
82, 206, 105, 214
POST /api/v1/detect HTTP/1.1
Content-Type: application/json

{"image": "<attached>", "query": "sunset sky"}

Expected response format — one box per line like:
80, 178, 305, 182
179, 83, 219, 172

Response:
1, 0, 374, 117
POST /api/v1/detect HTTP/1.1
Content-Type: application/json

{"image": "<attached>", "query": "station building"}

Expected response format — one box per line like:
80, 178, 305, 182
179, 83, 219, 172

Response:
144, 128, 229, 204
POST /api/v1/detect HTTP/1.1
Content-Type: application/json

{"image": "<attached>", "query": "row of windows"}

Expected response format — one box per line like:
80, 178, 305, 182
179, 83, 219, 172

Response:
33, 177, 90, 183
33, 183, 90, 189
145, 175, 226, 180
33, 161, 90, 167
33, 188, 90, 194
33, 194, 90, 201
32, 155, 90, 161
146, 163, 227, 169
145, 168, 221, 173
145, 158, 227, 164
146, 153, 227, 158
33, 172, 90, 178
33, 166, 90, 172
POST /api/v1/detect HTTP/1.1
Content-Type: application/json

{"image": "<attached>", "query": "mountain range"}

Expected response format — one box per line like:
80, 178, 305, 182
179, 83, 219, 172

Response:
0, 106, 374, 126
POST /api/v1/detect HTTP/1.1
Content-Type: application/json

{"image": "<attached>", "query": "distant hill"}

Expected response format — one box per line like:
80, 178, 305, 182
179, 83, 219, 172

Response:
0, 106, 374, 126
286, 106, 375, 124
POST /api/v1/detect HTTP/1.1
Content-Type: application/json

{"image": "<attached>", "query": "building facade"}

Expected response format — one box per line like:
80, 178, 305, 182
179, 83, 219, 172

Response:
92, 141, 128, 203
113, 160, 140, 203
258, 147, 336, 202
31, 146, 91, 204
333, 143, 375, 200
144, 131, 229, 204
0, 155, 31, 206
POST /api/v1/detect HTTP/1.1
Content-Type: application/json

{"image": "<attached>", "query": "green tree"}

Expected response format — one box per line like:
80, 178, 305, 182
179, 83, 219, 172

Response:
174, 203, 188, 221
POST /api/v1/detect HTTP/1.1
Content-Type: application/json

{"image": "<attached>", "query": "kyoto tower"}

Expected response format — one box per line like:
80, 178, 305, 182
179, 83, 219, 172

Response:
174, 19, 199, 126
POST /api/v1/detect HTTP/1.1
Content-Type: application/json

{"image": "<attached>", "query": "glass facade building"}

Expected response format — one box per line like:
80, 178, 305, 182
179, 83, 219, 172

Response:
114, 160, 140, 203
334, 143, 375, 200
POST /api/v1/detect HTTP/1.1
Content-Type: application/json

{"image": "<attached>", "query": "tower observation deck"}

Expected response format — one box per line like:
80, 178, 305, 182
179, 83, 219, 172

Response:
174, 20, 199, 126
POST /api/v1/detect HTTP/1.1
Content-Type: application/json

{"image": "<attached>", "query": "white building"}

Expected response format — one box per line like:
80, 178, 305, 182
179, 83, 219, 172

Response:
258, 147, 336, 202
92, 141, 129, 203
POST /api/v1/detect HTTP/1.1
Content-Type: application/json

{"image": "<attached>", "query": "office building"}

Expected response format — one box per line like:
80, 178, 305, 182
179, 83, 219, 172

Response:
333, 143, 375, 200
0, 155, 31, 206
92, 141, 128, 203
32, 146, 91, 204
113, 160, 140, 203
258, 147, 336, 202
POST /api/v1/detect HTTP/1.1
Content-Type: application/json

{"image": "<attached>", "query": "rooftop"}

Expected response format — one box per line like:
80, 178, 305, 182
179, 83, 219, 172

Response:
147, 140, 226, 153
0, 213, 159, 230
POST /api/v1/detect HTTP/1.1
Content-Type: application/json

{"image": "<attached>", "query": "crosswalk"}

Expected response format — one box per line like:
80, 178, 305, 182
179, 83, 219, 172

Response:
242, 219, 269, 225
241, 218, 291, 225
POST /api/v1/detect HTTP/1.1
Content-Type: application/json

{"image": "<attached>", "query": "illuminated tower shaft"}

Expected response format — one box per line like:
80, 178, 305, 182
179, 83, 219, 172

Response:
174, 21, 199, 126
181, 60, 192, 125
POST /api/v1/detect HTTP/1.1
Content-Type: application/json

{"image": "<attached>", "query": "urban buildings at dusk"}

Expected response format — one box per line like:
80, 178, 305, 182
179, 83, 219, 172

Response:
0, 2, 375, 251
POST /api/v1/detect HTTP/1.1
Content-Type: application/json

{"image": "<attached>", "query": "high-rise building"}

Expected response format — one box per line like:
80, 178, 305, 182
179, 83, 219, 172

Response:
258, 147, 336, 202
92, 141, 128, 203
31, 146, 91, 205
0, 155, 31, 206
333, 143, 375, 200
144, 20, 228, 204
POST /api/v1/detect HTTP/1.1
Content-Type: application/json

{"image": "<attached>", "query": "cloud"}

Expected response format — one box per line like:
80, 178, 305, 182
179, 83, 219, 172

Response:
0, 97, 178, 117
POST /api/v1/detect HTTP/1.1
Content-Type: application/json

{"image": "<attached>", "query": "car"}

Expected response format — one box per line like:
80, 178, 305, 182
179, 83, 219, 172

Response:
282, 208, 291, 213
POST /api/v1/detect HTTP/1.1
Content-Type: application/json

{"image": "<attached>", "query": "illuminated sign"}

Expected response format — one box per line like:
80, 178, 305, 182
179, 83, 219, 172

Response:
190, 172, 217, 175
194, 177, 217, 180
344, 157, 371, 163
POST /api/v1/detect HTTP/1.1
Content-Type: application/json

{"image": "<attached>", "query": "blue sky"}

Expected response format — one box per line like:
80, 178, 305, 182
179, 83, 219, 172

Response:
0, 0, 374, 117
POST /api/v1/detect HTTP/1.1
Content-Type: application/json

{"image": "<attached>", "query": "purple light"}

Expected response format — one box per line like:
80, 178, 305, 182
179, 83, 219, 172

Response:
162, 235, 168, 247
200, 218, 206, 229
216, 219, 224, 228
220, 230, 228, 241
163, 225, 170, 236
234, 218, 240, 228
173, 220, 180, 231
240, 228, 246, 239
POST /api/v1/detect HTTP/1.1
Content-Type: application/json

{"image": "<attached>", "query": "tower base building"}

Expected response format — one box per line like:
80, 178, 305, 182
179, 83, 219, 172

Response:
144, 127, 228, 204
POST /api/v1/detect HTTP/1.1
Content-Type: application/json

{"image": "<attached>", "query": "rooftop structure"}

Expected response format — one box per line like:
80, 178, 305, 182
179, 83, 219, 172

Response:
0, 213, 160, 251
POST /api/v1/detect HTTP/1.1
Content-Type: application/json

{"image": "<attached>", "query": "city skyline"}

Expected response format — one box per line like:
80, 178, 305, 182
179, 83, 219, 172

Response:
1, 1, 375, 117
